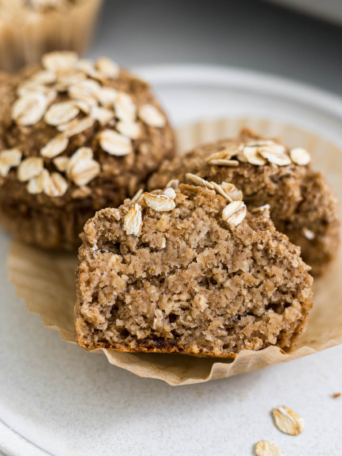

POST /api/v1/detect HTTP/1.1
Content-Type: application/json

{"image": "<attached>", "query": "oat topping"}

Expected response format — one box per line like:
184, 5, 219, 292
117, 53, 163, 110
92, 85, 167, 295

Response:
69, 79, 101, 101
66, 148, 100, 187
303, 227, 315, 240
0, 149, 22, 177
40, 134, 68, 158
98, 129, 132, 156
272, 406, 304, 436
18, 157, 44, 182
252, 204, 271, 213
16, 81, 50, 98
186, 173, 244, 206
255, 440, 283, 456
12, 93, 47, 126
69, 147, 93, 165
143, 192, 176, 212
53, 156, 70, 172
97, 87, 118, 107
90, 106, 114, 126
139, 104, 166, 127
220, 182, 243, 201
205, 140, 312, 169
116, 120, 140, 139
58, 116, 95, 137
163, 187, 176, 200
32, 70, 57, 85
236, 144, 248, 162
290, 147, 311, 165
56, 70, 87, 91
243, 146, 267, 166
247, 141, 286, 154
209, 181, 233, 202
208, 158, 239, 166
44, 101, 79, 126
9, 51, 170, 198
206, 149, 239, 163
259, 147, 292, 166
27, 169, 49, 194
42, 51, 78, 72
166, 179, 179, 189
114, 92, 137, 122
130, 188, 144, 204
95, 57, 120, 79
222, 201, 247, 227
73, 99, 91, 114
71, 186, 92, 199
76, 59, 102, 79
123, 203, 142, 236
44, 172, 68, 197
68, 155, 100, 187
185, 173, 214, 189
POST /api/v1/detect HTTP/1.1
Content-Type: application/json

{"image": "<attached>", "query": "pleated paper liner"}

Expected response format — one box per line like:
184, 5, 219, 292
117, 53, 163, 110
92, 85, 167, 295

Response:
7, 117, 342, 386
0, 0, 103, 72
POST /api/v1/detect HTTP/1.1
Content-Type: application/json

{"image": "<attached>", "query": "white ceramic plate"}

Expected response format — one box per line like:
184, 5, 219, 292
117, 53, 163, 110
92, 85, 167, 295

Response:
1, 65, 342, 456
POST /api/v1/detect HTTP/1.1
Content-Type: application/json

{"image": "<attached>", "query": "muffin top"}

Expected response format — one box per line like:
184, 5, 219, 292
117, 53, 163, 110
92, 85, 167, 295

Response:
148, 128, 340, 276
0, 51, 174, 209
149, 128, 313, 206
148, 127, 338, 241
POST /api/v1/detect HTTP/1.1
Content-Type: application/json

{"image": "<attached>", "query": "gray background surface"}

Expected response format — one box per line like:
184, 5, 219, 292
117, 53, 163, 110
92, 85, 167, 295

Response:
90, 0, 342, 96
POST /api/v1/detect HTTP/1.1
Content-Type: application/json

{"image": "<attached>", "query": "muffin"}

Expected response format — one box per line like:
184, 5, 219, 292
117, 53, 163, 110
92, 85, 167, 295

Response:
75, 182, 313, 357
148, 128, 340, 276
0, 51, 175, 249
0, 0, 103, 72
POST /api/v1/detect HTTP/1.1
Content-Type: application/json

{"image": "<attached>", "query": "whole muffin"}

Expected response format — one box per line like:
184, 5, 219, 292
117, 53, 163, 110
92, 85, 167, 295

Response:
75, 183, 313, 357
0, 51, 175, 249
148, 128, 340, 276
0, 0, 103, 71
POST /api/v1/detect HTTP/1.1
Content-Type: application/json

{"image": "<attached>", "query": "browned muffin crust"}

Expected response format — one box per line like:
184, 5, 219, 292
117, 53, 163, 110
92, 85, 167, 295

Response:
148, 128, 340, 276
75, 184, 313, 358
0, 52, 175, 249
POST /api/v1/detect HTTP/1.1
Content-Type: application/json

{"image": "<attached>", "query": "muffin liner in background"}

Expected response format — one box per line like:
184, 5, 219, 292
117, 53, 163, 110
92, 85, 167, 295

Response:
0, 0, 103, 72
7, 117, 342, 386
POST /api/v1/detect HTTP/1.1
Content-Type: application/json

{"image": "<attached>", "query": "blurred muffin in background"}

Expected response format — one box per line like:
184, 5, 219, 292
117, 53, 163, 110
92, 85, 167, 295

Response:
0, 51, 175, 249
0, 0, 103, 72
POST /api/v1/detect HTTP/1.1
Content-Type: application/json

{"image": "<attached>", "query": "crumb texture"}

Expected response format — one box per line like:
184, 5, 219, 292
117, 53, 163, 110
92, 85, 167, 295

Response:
148, 128, 340, 276
76, 184, 313, 358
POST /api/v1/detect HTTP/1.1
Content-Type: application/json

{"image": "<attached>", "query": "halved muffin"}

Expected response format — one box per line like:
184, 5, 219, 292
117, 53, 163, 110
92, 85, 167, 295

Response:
75, 183, 313, 358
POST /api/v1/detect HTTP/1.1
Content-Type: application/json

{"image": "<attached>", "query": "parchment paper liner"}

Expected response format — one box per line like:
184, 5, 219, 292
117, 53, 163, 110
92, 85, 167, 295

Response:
0, 0, 103, 72
7, 117, 342, 386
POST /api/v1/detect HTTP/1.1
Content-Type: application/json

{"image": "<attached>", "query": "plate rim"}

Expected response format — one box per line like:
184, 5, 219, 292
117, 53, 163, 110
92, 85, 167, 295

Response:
135, 64, 342, 120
